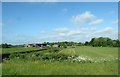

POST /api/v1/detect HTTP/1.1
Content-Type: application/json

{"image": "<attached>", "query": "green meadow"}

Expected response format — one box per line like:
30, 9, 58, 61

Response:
2, 46, 118, 75
2, 47, 42, 54
59, 46, 118, 61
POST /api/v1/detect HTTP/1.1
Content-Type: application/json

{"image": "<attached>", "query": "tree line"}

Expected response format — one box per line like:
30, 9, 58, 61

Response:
42, 37, 120, 47
1, 37, 120, 48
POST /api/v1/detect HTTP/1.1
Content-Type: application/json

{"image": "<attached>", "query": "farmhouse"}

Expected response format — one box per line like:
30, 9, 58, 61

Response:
25, 44, 34, 48
47, 45, 51, 47
52, 44, 60, 47
41, 44, 47, 47
34, 44, 41, 47
25, 43, 61, 48
25, 43, 50, 48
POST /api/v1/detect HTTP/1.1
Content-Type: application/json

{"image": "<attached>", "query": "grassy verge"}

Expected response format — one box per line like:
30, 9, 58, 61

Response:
2, 60, 118, 75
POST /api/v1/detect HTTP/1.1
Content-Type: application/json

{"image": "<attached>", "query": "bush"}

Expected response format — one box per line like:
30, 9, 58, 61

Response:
42, 54, 52, 60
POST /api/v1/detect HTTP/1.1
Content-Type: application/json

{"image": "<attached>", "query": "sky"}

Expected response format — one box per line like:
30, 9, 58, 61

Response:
2, 2, 118, 45
2, 0, 120, 2
0, 2, 1, 44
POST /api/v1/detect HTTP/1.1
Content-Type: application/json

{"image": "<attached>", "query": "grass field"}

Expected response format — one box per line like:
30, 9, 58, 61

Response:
2, 46, 118, 75
59, 46, 118, 62
2, 47, 42, 54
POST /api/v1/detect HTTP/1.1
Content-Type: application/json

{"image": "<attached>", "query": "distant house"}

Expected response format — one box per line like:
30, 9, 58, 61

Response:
52, 44, 60, 47
41, 44, 47, 47
34, 44, 40, 47
47, 45, 51, 47
25, 43, 49, 48
25, 43, 54, 48
25, 44, 34, 48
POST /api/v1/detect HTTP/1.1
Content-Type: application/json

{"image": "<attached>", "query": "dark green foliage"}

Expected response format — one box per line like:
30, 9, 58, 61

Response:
51, 53, 69, 60
88, 37, 120, 47
45, 41, 84, 47
63, 45, 67, 48
42, 54, 52, 60
112, 40, 120, 47
1, 43, 12, 48
84, 41, 89, 46
5, 47, 72, 62
0, 43, 22, 48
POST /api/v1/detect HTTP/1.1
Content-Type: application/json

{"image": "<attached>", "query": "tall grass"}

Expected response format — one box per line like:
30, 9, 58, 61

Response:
2, 60, 118, 75
0, 63, 2, 76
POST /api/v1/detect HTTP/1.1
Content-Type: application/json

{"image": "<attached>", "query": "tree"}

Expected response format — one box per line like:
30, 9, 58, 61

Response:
84, 41, 89, 46
106, 37, 113, 47
89, 38, 95, 46
113, 39, 120, 47
89, 37, 120, 47
1, 43, 10, 48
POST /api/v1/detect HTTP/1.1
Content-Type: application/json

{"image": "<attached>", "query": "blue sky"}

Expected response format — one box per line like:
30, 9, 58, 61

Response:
2, 0, 120, 2
2, 2, 118, 45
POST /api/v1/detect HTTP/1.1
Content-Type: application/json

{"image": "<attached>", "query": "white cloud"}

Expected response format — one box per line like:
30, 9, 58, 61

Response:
3, 26, 117, 44
85, 27, 117, 41
48, 27, 116, 42
72, 11, 104, 26
54, 26, 115, 40
89, 19, 103, 25
112, 19, 119, 24
90, 27, 97, 31
68, 30, 82, 36
54, 27, 69, 33
72, 11, 95, 25
54, 27, 97, 39
95, 27, 113, 34
54, 28, 85, 36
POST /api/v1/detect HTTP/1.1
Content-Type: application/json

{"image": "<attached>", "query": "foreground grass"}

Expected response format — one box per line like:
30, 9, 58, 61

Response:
2, 46, 118, 75
2, 60, 118, 75
0, 63, 2, 76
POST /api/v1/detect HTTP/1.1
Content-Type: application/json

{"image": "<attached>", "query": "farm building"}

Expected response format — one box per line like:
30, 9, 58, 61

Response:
52, 44, 60, 47
25, 44, 34, 48
25, 43, 50, 48
41, 44, 47, 47
47, 45, 51, 47
34, 44, 41, 47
